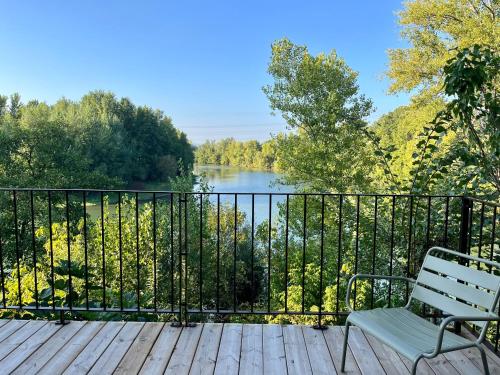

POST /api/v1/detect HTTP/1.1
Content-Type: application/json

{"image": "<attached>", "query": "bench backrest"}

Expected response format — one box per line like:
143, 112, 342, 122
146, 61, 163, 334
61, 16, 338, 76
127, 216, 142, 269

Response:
412, 247, 500, 331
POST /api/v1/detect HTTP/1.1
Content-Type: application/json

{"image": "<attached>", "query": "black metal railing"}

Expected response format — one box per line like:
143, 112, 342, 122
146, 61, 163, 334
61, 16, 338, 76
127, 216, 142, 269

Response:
0, 189, 498, 347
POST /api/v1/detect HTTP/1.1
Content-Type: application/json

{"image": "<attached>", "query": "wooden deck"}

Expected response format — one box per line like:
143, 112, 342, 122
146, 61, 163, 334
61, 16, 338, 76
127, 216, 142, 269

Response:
0, 319, 498, 374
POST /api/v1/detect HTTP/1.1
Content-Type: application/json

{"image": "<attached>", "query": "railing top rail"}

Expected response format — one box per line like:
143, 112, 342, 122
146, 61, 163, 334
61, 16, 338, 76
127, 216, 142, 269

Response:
466, 196, 500, 207
0, 187, 463, 198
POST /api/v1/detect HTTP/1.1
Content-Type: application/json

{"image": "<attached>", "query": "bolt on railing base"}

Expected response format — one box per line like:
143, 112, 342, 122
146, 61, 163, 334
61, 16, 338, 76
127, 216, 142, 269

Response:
55, 311, 69, 325
312, 324, 328, 330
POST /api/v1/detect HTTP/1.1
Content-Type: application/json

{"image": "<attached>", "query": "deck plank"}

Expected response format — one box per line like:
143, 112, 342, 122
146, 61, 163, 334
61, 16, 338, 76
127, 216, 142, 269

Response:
61, 321, 125, 375
323, 326, 361, 375
443, 350, 483, 375
239, 324, 263, 375
397, 352, 436, 375
36, 321, 106, 375
424, 355, 460, 375
87, 321, 144, 375
138, 324, 181, 374
461, 327, 500, 371
342, 326, 385, 375
283, 323, 312, 375
214, 323, 243, 375
0, 321, 61, 373
190, 323, 223, 375
114, 322, 164, 375
0, 320, 47, 361
263, 324, 287, 375
302, 326, 337, 375
11, 321, 86, 374
0, 320, 29, 343
459, 346, 500, 375
165, 324, 203, 375
363, 332, 410, 374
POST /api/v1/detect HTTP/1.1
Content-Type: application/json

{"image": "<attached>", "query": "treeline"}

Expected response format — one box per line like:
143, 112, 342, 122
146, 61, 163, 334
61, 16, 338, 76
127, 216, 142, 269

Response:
0, 91, 194, 188
195, 138, 278, 170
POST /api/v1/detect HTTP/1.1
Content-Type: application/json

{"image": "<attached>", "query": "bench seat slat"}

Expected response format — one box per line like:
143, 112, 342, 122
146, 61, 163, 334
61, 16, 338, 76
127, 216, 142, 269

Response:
423, 255, 500, 291
417, 270, 495, 310
412, 285, 489, 327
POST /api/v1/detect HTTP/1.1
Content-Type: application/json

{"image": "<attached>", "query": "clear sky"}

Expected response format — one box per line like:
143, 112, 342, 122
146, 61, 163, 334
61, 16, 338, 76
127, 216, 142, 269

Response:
0, 0, 410, 144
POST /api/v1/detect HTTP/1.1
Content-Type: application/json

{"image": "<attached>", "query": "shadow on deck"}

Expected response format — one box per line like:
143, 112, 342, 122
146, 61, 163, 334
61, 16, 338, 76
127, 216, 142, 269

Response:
0, 319, 498, 374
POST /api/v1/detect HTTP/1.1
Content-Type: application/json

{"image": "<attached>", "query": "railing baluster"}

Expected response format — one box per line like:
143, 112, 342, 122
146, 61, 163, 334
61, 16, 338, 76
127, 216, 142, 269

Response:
491, 206, 498, 352
315, 194, 326, 329
0, 231, 5, 308
177, 193, 183, 323
335, 195, 342, 316
444, 196, 450, 248
302, 195, 307, 314
83, 191, 89, 310
267, 194, 272, 313
135, 192, 140, 311
490, 206, 497, 273
353, 196, 360, 309
30, 190, 39, 309
467, 200, 474, 266
406, 196, 414, 300
65, 191, 72, 310
12, 191, 22, 308
234, 194, 237, 312
388, 196, 395, 307
118, 192, 123, 311
251, 194, 255, 313
216, 193, 220, 313
478, 203, 485, 270
153, 192, 157, 312
371, 196, 378, 309
170, 192, 174, 312
100, 191, 106, 310
426, 196, 432, 251
48, 190, 55, 310
199, 193, 203, 312
284, 194, 289, 313
184, 193, 189, 324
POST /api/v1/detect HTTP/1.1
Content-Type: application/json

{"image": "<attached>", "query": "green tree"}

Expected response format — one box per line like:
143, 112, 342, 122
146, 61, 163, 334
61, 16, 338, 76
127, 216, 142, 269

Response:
263, 38, 375, 192
387, 0, 499, 95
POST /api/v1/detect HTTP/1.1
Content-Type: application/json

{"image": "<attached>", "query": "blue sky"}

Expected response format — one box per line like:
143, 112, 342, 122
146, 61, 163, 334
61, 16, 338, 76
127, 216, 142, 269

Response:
0, 0, 409, 144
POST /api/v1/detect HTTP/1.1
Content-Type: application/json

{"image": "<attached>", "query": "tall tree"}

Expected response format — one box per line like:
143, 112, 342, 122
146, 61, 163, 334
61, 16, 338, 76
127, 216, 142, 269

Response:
387, 0, 498, 96
263, 38, 375, 192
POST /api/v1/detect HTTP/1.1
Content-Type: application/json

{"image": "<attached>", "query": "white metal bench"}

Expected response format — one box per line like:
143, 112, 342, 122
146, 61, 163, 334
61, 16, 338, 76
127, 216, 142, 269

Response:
342, 246, 500, 374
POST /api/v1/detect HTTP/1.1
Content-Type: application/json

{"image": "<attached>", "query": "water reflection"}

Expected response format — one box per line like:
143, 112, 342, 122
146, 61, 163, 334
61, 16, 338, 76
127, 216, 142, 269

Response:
194, 165, 296, 224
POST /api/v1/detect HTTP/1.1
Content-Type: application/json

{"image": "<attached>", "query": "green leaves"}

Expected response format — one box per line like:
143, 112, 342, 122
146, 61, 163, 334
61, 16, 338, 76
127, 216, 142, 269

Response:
263, 39, 376, 192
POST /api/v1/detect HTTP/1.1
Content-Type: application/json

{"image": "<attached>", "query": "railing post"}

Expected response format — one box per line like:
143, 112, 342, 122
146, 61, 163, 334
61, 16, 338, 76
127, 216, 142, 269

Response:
55, 310, 68, 325
455, 196, 472, 333
184, 193, 196, 327
459, 196, 472, 259
172, 193, 183, 327
172, 193, 196, 328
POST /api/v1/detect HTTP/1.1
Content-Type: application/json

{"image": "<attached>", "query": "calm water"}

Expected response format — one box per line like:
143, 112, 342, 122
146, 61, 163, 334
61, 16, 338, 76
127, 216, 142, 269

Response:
194, 165, 295, 223
193, 165, 294, 193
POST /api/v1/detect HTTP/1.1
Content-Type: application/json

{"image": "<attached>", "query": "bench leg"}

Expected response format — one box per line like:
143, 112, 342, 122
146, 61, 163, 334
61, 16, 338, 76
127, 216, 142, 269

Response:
477, 345, 490, 375
341, 321, 351, 372
411, 356, 422, 375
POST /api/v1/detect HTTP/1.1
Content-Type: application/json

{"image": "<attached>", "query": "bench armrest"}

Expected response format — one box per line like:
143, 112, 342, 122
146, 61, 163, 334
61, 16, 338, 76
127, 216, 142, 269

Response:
345, 274, 416, 312
425, 314, 500, 356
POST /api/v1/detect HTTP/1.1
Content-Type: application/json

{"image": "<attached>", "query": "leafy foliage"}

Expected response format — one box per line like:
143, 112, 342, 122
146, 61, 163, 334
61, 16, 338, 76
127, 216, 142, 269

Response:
0, 91, 194, 188
195, 138, 278, 170
262, 38, 376, 192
